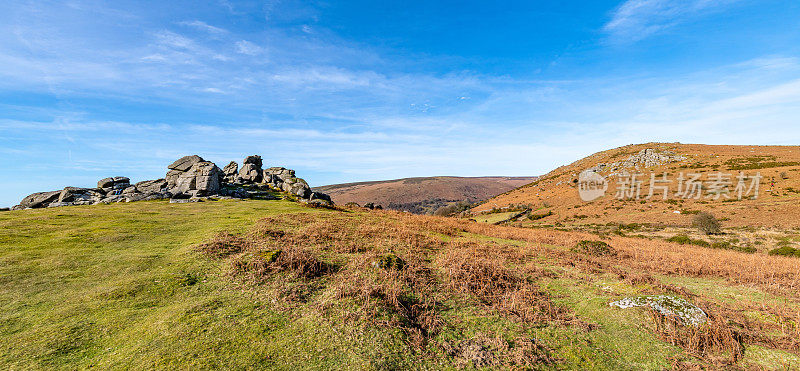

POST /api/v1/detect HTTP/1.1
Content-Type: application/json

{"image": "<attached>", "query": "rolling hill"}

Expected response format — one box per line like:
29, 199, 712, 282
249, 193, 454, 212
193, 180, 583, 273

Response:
473, 143, 800, 229
314, 176, 537, 214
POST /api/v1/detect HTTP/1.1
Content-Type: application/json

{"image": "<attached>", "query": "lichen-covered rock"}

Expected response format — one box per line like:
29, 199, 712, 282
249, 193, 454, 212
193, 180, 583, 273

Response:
222, 161, 239, 183
243, 155, 262, 167
17, 190, 61, 209
165, 170, 183, 189
264, 167, 295, 185
97, 177, 115, 189
168, 155, 204, 171
97, 176, 130, 190
239, 163, 262, 183
135, 179, 168, 194
58, 187, 105, 205
171, 161, 222, 197
610, 295, 707, 326
281, 177, 311, 199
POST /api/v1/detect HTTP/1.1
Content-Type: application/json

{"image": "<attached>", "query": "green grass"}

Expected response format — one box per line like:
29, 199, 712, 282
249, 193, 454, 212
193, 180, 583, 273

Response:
666, 234, 710, 247
472, 211, 518, 224
1, 199, 796, 369
0, 200, 387, 369
768, 245, 800, 257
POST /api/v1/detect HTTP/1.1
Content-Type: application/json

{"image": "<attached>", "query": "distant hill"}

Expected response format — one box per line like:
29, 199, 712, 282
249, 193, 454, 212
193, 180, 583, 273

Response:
473, 143, 800, 228
314, 176, 537, 214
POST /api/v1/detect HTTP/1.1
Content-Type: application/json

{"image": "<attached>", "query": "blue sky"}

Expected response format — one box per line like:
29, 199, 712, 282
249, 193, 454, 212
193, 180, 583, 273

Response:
1, 0, 800, 207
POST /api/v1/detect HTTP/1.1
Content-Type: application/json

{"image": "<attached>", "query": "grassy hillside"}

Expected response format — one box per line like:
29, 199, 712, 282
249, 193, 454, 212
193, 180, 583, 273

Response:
2, 199, 799, 369
473, 143, 800, 229
315, 176, 536, 214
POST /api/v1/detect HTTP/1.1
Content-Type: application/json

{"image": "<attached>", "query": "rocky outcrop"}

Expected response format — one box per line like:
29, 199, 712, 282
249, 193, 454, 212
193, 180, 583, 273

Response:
12, 154, 332, 210
584, 148, 686, 174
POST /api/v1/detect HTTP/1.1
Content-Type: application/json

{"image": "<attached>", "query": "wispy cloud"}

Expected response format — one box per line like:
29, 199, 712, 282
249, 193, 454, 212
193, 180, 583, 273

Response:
604, 0, 740, 42
235, 40, 263, 55
178, 20, 228, 35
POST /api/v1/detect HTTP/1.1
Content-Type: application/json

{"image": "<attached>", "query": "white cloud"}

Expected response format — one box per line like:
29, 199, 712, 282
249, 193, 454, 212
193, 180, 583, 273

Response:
178, 20, 228, 35
271, 67, 376, 87
235, 40, 263, 55
154, 30, 195, 49
604, 0, 740, 42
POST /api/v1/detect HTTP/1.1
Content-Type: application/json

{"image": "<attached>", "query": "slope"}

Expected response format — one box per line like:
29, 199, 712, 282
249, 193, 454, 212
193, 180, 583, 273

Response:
473, 143, 800, 228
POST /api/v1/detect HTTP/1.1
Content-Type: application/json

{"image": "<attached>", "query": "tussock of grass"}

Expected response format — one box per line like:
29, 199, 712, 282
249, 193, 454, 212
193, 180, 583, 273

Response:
436, 242, 568, 324
768, 245, 800, 258
649, 308, 744, 367
571, 240, 616, 256
667, 234, 710, 247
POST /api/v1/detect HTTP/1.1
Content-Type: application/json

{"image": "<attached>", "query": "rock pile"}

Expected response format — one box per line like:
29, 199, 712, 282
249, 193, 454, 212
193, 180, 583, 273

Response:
11, 155, 332, 210
583, 148, 686, 174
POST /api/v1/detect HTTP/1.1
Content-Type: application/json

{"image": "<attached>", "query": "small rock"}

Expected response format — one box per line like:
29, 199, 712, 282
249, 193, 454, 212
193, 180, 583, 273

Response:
610, 295, 707, 326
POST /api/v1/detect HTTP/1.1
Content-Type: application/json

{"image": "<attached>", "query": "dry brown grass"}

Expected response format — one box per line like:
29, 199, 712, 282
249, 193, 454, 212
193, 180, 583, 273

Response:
329, 252, 441, 348
471, 143, 800, 229
194, 210, 576, 352
648, 308, 744, 366
195, 232, 250, 258
436, 240, 567, 324
436, 217, 800, 295
229, 246, 333, 280
194, 208, 800, 367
